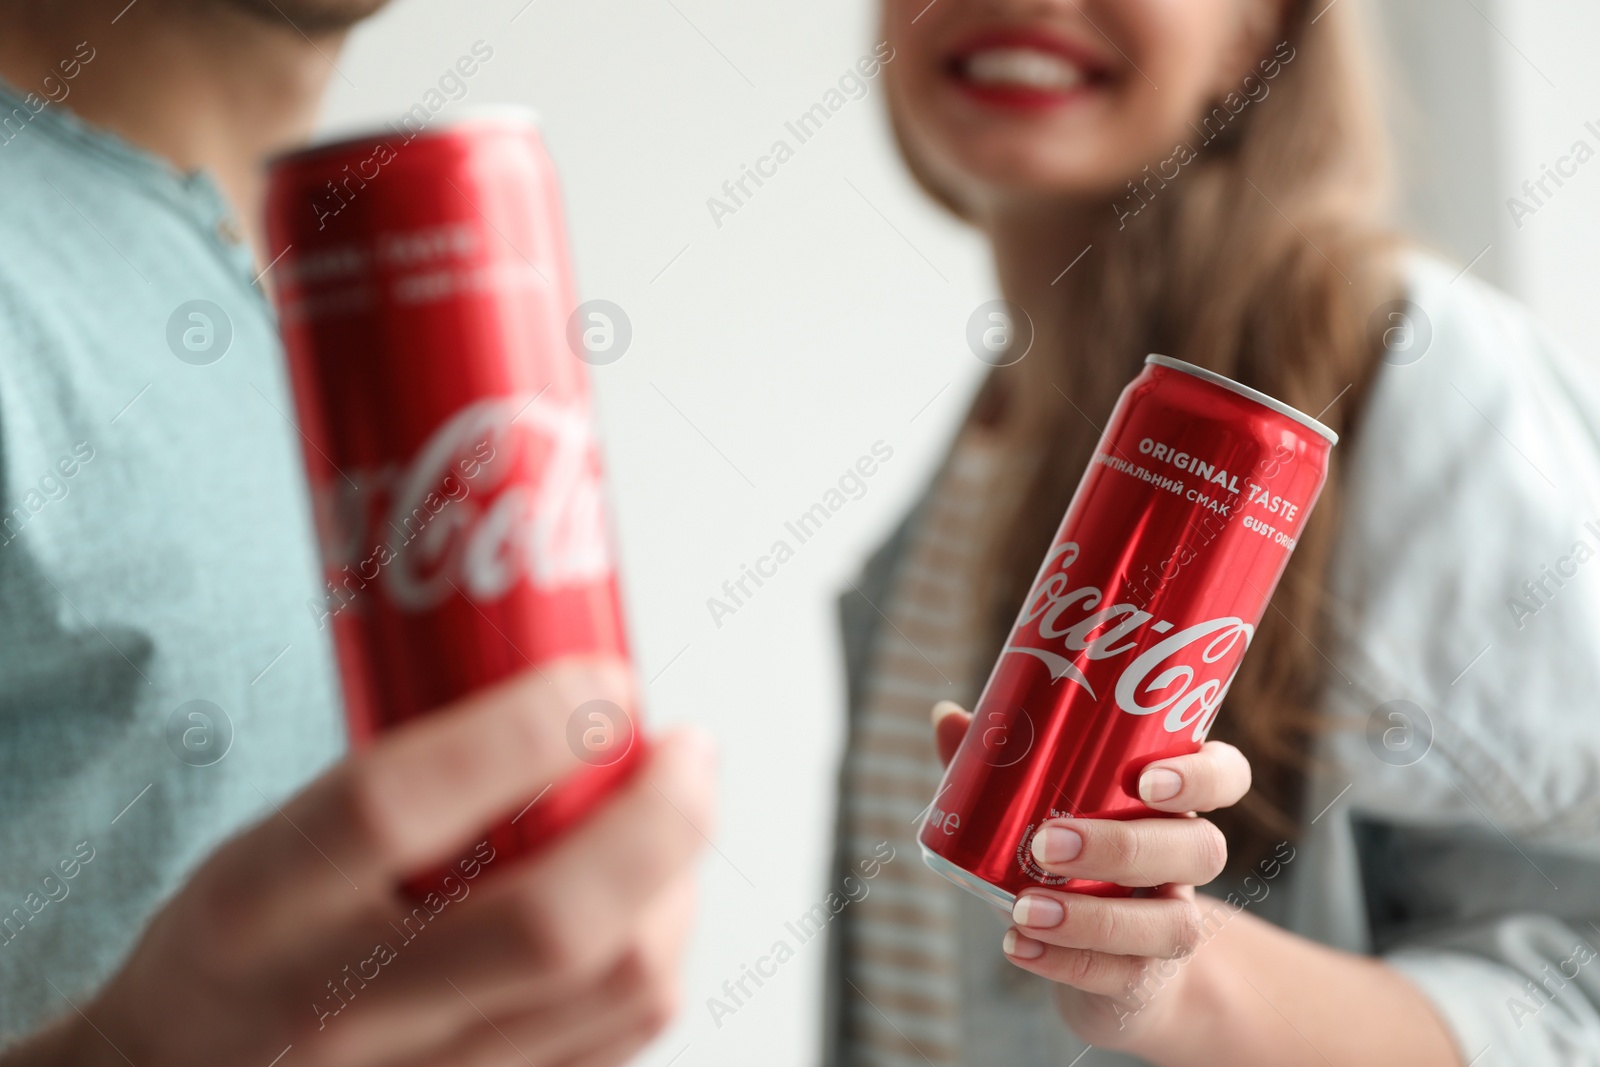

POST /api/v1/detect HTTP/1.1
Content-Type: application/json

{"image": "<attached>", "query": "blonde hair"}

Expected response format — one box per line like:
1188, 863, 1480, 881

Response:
890, 0, 1404, 867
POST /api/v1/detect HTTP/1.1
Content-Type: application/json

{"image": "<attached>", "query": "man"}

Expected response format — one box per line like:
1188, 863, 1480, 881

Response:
0, 2, 711, 1063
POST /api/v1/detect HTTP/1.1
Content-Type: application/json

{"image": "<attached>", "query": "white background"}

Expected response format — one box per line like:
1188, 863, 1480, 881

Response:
317, 2, 1600, 1064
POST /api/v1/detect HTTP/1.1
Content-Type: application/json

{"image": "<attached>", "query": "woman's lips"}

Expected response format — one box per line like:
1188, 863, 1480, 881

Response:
946, 27, 1110, 110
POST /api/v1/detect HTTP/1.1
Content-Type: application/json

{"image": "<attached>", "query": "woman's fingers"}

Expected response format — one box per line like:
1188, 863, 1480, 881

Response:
1135, 741, 1251, 814
930, 701, 970, 766
1000, 934, 1156, 997
1002, 887, 1228, 997
1010, 889, 1204, 960
930, 716, 1251, 814
1028, 815, 1227, 888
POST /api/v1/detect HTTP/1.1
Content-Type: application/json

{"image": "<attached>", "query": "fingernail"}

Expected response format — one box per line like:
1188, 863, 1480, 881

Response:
1002, 929, 1045, 960
1139, 768, 1183, 804
1012, 894, 1064, 928
1030, 825, 1083, 865
931, 700, 965, 726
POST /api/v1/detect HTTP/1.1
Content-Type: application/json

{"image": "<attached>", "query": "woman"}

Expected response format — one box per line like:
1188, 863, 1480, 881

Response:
826, 0, 1600, 1064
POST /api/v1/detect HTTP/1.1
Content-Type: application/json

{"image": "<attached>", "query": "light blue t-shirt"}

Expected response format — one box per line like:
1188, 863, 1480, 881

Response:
0, 83, 345, 1036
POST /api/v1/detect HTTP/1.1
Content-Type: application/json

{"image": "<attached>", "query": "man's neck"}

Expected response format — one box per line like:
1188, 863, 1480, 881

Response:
0, 0, 344, 257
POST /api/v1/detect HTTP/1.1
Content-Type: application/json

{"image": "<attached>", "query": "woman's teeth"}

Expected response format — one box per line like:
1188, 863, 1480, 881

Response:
962, 48, 1085, 91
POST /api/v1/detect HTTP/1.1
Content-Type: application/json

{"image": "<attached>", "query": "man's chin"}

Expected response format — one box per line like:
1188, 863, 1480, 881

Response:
227, 0, 391, 36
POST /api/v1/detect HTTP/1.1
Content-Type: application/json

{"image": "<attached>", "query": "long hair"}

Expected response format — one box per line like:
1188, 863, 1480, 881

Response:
889, 0, 1404, 869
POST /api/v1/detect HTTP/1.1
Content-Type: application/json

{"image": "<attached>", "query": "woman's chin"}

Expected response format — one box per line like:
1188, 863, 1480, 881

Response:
935, 150, 1128, 210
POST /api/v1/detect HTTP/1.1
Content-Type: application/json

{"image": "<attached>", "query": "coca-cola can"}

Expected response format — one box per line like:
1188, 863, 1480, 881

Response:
265, 108, 641, 889
919, 355, 1335, 905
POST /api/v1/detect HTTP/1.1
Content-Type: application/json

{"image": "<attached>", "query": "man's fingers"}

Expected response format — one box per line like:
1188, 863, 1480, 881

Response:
269, 733, 709, 1064
1028, 816, 1228, 888
548, 1026, 659, 1067
460, 868, 697, 1023
195, 659, 634, 958
1135, 741, 1251, 814
333, 659, 636, 879
399, 727, 715, 998
931, 701, 970, 767
397, 941, 681, 1067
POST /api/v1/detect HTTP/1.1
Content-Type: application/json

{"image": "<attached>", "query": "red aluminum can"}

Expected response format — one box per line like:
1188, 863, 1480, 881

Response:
265, 108, 641, 889
919, 355, 1335, 905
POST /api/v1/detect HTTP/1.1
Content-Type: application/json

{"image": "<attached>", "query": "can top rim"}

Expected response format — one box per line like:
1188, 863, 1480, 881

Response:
1144, 354, 1339, 445
272, 104, 542, 168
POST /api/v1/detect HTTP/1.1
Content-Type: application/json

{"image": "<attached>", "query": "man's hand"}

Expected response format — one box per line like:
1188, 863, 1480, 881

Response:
20, 659, 712, 1067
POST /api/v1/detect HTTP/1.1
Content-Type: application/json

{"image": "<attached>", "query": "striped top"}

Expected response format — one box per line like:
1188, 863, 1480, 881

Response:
833, 431, 1029, 1066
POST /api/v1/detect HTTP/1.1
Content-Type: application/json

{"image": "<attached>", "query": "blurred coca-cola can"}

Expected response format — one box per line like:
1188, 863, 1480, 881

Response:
920, 355, 1335, 905
266, 108, 641, 891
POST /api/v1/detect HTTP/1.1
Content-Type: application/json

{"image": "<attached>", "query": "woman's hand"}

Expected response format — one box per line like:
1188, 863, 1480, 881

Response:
12, 660, 713, 1067
932, 700, 1250, 1050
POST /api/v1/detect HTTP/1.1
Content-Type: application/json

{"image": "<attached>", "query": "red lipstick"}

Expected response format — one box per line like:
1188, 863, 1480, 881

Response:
946, 25, 1111, 110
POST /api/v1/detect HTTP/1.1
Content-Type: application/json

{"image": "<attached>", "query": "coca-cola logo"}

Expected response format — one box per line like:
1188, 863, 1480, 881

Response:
310, 393, 611, 625
1001, 541, 1253, 742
